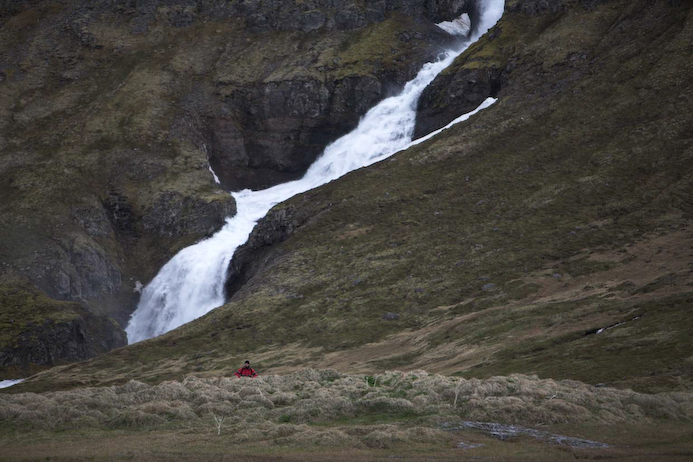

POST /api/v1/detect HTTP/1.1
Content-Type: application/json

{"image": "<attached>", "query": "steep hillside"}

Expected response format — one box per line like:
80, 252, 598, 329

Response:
0, 0, 468, 377
13, 0, 692, 395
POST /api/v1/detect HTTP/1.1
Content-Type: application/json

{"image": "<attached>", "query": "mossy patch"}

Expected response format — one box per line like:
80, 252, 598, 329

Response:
0, 278, 83, 349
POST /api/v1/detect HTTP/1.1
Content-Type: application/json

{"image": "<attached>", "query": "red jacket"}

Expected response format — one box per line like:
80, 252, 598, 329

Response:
235, 366, 258, 378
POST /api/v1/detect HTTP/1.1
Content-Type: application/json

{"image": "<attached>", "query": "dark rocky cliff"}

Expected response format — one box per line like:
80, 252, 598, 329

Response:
0, 0, 476, 375
0, 274, 126, 379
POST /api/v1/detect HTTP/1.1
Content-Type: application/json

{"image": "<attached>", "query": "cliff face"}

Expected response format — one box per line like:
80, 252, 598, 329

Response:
0, 275, 126, 379
205, 14, 456, 191
17, 0, 692, 395
0, 0, 472, 375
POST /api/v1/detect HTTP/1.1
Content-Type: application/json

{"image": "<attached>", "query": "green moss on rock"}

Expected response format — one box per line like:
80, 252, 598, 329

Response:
0, 276, 127, 379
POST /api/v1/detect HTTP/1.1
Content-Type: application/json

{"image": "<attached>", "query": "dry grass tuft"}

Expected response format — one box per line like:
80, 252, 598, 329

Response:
1, 370, 690, 440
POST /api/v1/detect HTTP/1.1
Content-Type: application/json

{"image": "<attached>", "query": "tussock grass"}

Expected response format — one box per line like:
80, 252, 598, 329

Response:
1, 370, 691, 450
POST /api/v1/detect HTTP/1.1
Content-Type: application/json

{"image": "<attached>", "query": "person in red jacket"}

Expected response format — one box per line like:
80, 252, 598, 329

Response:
235, 360, 258, 378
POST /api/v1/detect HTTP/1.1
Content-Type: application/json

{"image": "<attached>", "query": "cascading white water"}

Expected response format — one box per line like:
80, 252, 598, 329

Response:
437, 13, 472, 36
0, 379, 24, 389
125, 0, 506, 343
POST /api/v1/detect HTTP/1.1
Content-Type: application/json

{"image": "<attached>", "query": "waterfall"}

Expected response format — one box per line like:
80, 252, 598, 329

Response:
125, 0, 506, 344
0, 379, 25, 389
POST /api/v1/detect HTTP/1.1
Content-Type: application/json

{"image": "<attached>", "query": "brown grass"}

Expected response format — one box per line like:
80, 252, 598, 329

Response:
1, 371, 690, 461
1, 370, 690, 444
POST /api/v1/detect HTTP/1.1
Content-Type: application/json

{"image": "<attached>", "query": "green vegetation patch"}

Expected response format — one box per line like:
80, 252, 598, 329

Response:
0, 278, 83, 349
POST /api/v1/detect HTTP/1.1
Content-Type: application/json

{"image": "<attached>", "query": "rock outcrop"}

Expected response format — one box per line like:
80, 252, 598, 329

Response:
413, 0, 585, 139
226, 205, 302, 298
209, 75, 390, 191
413, 64, 504, 139
0, 275, 127, 379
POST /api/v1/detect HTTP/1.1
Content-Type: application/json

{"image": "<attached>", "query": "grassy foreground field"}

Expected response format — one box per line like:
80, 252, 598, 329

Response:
1, 369, 692, 460
1, 425, 692, 461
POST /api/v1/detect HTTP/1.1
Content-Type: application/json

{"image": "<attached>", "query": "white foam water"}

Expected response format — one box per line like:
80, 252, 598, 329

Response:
0, 379, 25, 389
125, 0, 506, 343
437, 13, 472, 36
208, 164, 221, 184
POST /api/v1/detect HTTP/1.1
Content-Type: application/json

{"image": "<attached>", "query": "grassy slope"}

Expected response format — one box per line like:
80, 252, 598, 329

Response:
13, 0, 693, 394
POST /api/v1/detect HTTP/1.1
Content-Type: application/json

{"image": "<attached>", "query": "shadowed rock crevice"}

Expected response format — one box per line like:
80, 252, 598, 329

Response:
225, 205, 303, 300
414, 64, 505, 139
